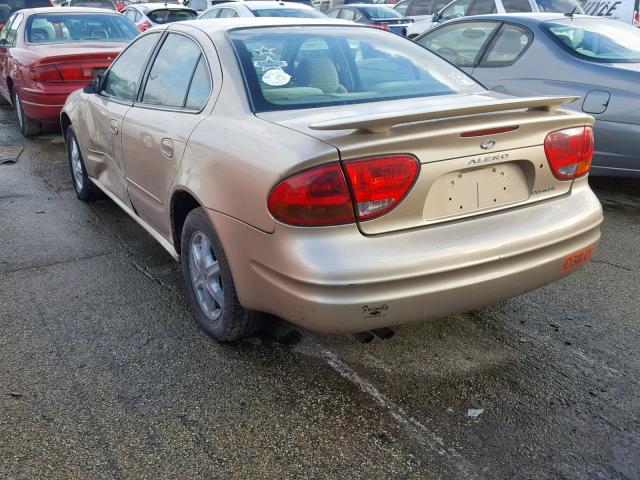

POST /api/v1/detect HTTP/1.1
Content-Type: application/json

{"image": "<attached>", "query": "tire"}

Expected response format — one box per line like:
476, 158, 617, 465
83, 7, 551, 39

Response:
66, 127, 99, 201
181, 207, 264, 341
13, 90, 40, 137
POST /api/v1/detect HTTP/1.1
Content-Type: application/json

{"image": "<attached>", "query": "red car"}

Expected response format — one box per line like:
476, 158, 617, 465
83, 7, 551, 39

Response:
0, 7, 139, 136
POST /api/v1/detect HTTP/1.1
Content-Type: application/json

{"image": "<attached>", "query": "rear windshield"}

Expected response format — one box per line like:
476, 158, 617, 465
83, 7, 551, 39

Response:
146, 8, 197, 23
26, 12, 139, 43
69, 0, 116, 8
229, 26, 483, 112
249, 7, 324, 17
543, 18, 640, 63
0, 0, 50, 23
359, 6, 402, 17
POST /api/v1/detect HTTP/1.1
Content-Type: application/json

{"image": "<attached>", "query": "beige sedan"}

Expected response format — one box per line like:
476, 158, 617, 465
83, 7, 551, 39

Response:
61, 18, 603, 341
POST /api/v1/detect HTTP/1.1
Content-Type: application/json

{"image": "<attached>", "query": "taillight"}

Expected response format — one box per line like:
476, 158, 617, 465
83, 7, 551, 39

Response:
31, 63, 106, 83
138, 20, 152, 32
544, 126, 594, 181
634, 10, 640, 25
343, 155, 419, 220
30, 65, 63, 82
268, 164, 355, 226
370, 23, 390, 30
268, 155, 419, 226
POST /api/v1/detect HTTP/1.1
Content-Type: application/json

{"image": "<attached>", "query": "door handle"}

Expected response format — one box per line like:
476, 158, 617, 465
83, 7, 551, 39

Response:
109, 118, 119, 135
160, 138, 174, 159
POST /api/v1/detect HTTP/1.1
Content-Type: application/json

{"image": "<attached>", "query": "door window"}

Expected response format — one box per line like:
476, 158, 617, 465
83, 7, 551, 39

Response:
468, 0, 496, 14
417, 21, 499, 66
326, 8, 340, 17
408, 0, 433, 15
142, 33, 208, 109
102, 32, 160, 102
481, 24, 531, 65
0, 14, 16, 44
5, 13, 23, 46
439, 0, 473, 19
200, 9, 219, 18
185, 56, 212, 110
501, 0, 532, 11
394, 0, 410, 15
338, 8, 356, 19
217, 8, 238, 17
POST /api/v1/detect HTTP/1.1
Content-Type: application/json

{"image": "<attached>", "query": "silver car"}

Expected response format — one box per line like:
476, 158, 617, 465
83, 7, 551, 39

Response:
417, 14, 640, 177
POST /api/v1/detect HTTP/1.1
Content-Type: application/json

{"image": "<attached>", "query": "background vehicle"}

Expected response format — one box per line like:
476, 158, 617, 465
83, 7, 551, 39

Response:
60, 0, 117, 9
578, 0, 640, 26
313, 0, 394, 13
417, 13, 640, 177
61, 18, 601, 341
0, 7, 138, 136
405, 0, 583, 37
198, 1, 323, 18
0, 0, 53, 28
326, 4, 412, 33
122, 3, 197, 30
190, 0, 314, 12
393, 0, 450, 25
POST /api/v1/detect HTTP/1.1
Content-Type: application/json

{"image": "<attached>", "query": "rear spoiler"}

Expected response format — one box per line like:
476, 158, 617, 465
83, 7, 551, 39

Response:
308, 96, 579, 134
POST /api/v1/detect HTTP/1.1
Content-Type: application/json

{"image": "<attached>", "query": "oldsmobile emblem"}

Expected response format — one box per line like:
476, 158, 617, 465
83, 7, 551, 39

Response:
480, 139, 496, 150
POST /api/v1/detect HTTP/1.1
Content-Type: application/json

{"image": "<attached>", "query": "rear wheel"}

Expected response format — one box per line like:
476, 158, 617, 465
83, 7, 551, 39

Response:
66, 127, 99, 201
13, 90, 40, 137
181, 207, 264, 341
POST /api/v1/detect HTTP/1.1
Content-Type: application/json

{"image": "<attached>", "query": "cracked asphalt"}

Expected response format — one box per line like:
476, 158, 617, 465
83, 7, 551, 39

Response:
0, 104, 639, 479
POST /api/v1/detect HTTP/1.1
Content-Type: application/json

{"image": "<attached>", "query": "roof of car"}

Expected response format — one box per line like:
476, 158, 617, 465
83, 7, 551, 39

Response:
183, 17, 353, 29
221, 0, 315, 7
452, 12, 613, 25
133, 2, 196, 10
19, 6, 122, 14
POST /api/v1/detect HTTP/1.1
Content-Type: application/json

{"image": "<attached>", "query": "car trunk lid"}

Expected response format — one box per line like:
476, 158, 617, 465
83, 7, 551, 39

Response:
257, 92, 593, 235
28, 45, 123, 83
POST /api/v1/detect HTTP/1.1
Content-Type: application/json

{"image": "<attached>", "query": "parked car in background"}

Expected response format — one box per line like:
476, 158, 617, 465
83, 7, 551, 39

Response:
113, 0, 133, 11
326, 4, 412, 33
0, 7, 138, 136
405, 0, 582, 37
578, 0, 640, 26
190, 0, 314, 12
60, 0, 117, 9
314, 0, 397, 13
416, 13, 640, 177
0, 0, 53, 28
393, 0, 450, 26
122, 3, 197, 30
62, 18, 602, 341
198, 1, 323, 18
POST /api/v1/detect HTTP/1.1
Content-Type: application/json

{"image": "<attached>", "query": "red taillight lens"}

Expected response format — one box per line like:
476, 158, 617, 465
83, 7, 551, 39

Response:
544, 126, 594, 181
268, 155, 419, 226
268, 164, 355, 226
342, 155, 419, 220
138, 20, 152, 32
370, 23, 390, 30
634, 10, 639, 25
30, 65, 63, 82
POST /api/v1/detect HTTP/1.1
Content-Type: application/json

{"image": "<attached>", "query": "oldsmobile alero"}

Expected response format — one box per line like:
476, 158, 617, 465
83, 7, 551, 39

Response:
60, 18, 603, 341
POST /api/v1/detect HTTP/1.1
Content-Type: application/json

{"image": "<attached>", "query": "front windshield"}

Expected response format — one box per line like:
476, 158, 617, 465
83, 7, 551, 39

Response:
229, 26, 483, 112
360, 6, 402, 17
26, 13, 139, 43
249, 8, 325, 17
543, 18, 640, 63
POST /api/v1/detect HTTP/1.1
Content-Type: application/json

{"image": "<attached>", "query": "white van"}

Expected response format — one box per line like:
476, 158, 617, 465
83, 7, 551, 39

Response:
579, 0, 639, 26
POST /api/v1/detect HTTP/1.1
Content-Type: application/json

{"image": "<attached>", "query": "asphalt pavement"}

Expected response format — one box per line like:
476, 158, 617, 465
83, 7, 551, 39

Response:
1, 104, 639, 479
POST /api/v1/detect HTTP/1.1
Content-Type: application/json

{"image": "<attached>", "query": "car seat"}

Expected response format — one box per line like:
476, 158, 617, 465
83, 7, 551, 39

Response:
295, 58, 346, 94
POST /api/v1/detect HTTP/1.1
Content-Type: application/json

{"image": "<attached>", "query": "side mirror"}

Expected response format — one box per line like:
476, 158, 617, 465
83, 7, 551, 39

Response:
83, 73, 105, 94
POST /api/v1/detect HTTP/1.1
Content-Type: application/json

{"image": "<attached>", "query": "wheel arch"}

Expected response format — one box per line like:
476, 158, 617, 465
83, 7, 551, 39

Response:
60, 112, 71, 140
171, 188, 203, 254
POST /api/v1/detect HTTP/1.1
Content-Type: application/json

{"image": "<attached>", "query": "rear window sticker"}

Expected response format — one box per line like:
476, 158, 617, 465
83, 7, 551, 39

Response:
262, 68, 291, 87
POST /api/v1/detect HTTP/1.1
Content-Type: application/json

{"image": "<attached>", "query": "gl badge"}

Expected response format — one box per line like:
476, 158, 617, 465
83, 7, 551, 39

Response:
480, 139, 496, 150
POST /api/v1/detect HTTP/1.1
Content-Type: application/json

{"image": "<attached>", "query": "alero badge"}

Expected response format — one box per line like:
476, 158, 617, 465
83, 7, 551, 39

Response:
480, 139, 496, 150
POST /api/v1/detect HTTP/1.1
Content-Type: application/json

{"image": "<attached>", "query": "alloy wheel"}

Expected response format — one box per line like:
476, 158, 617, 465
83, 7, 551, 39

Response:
69, 135, 84, 191
189, 231, 224, 321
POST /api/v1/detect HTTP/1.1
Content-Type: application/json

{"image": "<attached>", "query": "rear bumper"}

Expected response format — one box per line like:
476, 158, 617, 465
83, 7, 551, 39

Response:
209, 180, 603, 333
18, 83, 85, 123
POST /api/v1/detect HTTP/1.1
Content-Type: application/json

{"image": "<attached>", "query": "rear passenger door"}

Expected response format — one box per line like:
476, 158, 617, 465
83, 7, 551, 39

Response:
122, 31, 214, 239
